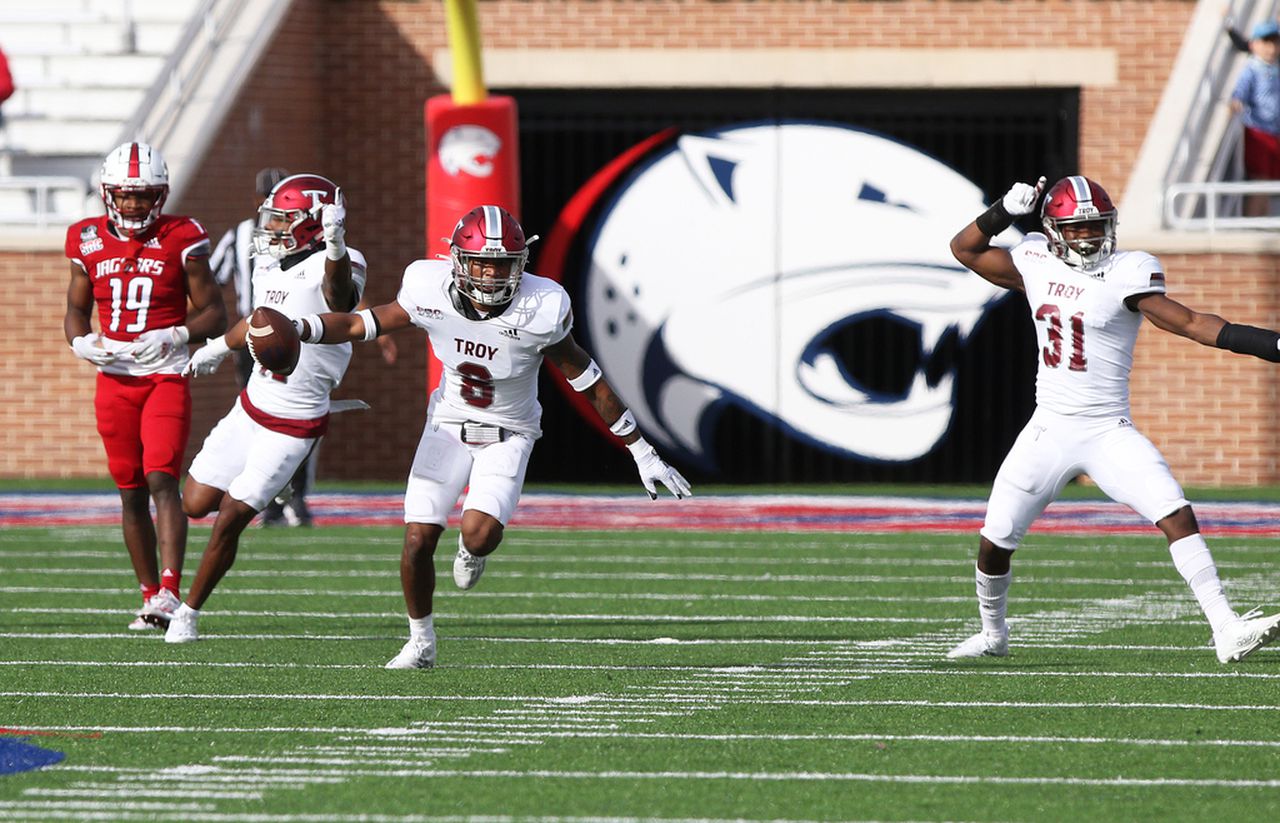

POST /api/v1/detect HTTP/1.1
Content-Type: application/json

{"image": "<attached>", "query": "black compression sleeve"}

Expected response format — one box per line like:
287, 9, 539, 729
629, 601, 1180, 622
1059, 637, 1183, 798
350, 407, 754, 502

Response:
975, 201, 1015, 237
1216, 322, 1280, 362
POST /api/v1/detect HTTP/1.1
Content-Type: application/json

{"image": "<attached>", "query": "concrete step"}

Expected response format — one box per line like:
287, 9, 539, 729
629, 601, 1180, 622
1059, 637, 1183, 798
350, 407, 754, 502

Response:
8, 53, 165, 88
3, 87, 146, 120
4, 119, 122, 155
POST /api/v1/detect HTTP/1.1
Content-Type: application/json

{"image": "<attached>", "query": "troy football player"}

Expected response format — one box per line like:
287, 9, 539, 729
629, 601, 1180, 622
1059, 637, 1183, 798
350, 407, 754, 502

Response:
63, 141, 226, 631
297, 204, 691, 669
170, 174, 366, 643
949, 174, 1280, 664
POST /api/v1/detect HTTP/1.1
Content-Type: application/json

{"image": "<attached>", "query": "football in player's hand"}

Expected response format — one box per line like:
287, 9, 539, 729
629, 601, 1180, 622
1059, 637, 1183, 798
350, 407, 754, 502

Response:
246, 306, 300, 376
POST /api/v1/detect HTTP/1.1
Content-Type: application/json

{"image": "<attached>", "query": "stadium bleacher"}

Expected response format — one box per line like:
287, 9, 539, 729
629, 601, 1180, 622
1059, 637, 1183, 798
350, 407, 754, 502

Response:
0, 0, 201, 226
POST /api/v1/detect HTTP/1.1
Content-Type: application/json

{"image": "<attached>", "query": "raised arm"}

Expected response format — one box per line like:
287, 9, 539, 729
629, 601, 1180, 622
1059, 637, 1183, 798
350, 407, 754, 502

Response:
318, 189, 359, 312
542, 331, 691, 499
1133, 292, 1280, 361
949, 177, 1046, 293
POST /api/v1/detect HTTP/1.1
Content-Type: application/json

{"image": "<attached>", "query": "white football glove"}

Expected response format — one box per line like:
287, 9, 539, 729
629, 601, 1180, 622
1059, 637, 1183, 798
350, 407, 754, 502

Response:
322, 187, 346, 260
626, 438, 692, 500
128, 326, 190, 366
183, 335, 231, 377
1001, 176, 1047, 217
70, 332, 117, 366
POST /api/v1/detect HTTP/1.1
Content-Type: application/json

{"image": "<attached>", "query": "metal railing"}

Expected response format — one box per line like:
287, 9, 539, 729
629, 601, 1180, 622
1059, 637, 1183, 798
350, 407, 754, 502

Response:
1162, 0, 1280, 229
0, 176, 88, 229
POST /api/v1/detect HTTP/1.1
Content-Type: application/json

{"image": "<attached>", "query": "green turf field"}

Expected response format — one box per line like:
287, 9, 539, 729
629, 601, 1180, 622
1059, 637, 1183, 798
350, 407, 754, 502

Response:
2, 524, 1280, 821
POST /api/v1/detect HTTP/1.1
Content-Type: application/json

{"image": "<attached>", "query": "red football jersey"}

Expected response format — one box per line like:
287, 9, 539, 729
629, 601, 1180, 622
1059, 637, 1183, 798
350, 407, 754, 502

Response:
65, 214, 210, 343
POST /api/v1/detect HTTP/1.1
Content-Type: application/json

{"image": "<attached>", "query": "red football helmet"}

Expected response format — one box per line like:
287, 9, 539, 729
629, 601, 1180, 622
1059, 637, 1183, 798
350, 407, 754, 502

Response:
449, 205, 536, 306
253, 174, 339, 258
99, 141, 169, 236
1040, 175, 1117, 270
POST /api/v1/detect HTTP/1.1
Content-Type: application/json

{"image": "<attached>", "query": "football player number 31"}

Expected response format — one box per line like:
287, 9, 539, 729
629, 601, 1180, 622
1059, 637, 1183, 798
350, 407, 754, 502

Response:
1036, 304, 1088, 372
107, 276, 152, 333
458, 362, 495, 408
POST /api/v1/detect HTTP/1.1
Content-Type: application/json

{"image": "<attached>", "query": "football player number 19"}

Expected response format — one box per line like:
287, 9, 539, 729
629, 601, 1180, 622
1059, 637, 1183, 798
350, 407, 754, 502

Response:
107, 276, 152, 333
458, 362, 495, 408
1036, 304, 1088, 372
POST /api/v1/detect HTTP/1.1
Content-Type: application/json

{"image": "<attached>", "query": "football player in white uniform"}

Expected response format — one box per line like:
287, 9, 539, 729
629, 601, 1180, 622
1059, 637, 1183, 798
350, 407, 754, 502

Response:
948, 175, 1280, 663
165, 174, 366, 643
296, 205, 691, 668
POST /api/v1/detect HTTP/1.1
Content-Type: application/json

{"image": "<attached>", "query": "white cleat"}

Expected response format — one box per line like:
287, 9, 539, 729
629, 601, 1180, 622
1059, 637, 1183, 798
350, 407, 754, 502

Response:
946, 630, 1009, 659
385, 636, 436, 669
164, 606, 200, 644
1214, 609, 1280, 663
127, 613, 158, 631
453, 546, 486, 590
138, 589, 181, 630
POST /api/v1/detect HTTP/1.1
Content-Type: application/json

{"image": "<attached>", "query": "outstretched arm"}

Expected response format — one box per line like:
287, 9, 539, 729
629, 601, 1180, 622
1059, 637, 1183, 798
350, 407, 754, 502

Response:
298, 300, 415, 345
1134, 292, 1280, 361
542, 331, 691, 499
949, 176, 1045, 292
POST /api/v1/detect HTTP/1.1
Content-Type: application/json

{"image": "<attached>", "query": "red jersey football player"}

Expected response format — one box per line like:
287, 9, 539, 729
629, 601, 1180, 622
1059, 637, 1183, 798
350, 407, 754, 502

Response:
63, 141, 227, 631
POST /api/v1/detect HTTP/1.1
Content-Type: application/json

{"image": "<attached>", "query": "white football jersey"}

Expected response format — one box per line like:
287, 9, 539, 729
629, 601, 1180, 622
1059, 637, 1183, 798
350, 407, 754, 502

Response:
243, 247, 368, 419
396, 259, 573, 437
1011, 233, 1165, 417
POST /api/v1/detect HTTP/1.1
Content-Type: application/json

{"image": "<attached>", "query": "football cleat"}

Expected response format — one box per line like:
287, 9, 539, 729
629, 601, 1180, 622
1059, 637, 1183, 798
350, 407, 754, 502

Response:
127, 613, 158, 631
164, 606, 199, 644
453, 546, 486, 590
946, 630, 1009, 659
385, 636, 436, 669
137, 588, 181, 630
1213, 608, 1280, 663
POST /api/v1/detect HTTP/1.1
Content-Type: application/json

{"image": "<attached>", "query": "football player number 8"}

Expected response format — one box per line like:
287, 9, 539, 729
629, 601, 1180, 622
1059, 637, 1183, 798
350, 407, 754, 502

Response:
107, 276, 152, 333
458, 362, 495, 408
1036, 304, 1087, 372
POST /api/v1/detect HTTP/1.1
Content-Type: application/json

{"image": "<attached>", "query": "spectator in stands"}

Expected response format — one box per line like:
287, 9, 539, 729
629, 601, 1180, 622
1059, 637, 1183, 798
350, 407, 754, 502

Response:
0, 44, 14, 121
1231, 20, 1280, 216
0, 43, 14, 172
64, 141, 227, 631
210, 167, 397, 527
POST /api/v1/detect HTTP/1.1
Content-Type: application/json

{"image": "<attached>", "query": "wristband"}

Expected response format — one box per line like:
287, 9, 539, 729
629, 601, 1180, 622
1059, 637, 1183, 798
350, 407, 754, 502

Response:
325, 238, 347, 261
1216, 322, 1280, 362
297, 314, 325, 343
173, 325, 190, 345
626, 436, 653, 459
609, 409, 638, 438
356, 308, 380, 342
567, 359, 603, 392
975, 201, 1015, 237
203, 334, 231, 357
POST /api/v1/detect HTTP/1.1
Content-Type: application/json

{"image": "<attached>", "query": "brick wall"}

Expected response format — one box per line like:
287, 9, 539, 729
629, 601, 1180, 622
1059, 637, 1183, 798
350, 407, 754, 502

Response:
13, 0, 1277, 486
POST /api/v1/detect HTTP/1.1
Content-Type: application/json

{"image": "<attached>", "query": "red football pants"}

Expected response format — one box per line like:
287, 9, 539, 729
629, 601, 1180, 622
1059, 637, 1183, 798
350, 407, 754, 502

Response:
94, 372, 191, 489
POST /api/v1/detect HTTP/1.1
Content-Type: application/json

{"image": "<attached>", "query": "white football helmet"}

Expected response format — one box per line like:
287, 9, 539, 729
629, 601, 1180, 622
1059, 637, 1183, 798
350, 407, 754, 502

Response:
449, 205, 536, 306
100, 141, 169, 236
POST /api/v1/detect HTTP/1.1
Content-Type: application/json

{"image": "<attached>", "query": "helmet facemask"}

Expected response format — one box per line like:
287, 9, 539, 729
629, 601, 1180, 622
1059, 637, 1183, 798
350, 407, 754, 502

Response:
253, 204, 320, 259
1044, 214, 1116, 270
451, 246, 528, 306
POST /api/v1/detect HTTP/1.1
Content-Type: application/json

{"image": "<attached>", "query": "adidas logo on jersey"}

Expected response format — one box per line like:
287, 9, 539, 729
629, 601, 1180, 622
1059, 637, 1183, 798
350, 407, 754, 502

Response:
499, 328, 520, 340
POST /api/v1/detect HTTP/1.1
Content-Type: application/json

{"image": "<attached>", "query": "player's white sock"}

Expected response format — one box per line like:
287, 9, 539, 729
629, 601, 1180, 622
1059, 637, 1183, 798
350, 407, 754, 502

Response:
975, 565, 1011, 637
408, 613, 434, 641
1169, 533, 1235, 633
174, 603, 199, 619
